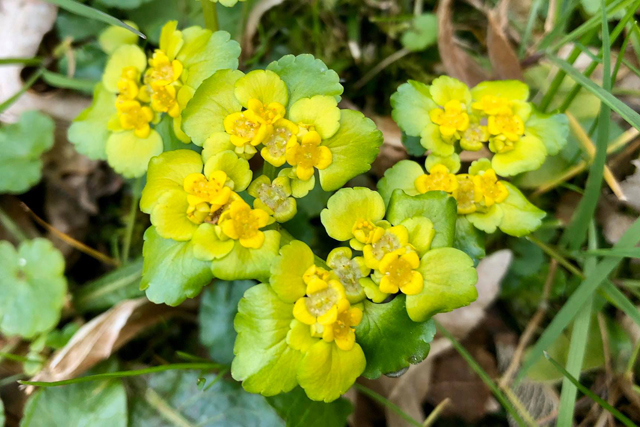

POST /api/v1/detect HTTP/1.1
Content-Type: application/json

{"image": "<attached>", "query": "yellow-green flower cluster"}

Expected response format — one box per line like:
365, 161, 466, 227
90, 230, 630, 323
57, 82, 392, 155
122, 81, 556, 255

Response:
68, 21, 240, 177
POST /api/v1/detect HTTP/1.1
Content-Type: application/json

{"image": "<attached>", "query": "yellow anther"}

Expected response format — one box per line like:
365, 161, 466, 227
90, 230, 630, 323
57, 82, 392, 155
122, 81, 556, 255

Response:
218, 200, 270, 249
352, 220, 385, 245
415, 164, 458, 194
429, 99, 469, 139
116, 99, 154, 138
183, 170, 232, 217
472, 95, 513, 116
146, 50, 183, 86
150, 84, 181, 117
247, 98, 285, 126
378, 249, 423, 295
453, 174, 483, 214
261, 119, 298, 167
224, 111, 267, 148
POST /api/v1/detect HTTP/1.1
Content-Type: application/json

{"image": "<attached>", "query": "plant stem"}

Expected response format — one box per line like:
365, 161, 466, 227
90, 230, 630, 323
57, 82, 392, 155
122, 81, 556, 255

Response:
122, 178, 142, 264
202, 0, 219, 33
0, 206, 28, 243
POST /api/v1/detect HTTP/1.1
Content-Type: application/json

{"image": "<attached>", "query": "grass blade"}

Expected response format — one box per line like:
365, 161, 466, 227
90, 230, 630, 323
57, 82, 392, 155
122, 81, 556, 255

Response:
44, 0, 145, 39
0, 68, 44, 114
0, 57, 43, 66
42, 71, 97, 92
354, 383, 423, 427
545, 353, 637, 426
436, 322, 532, 427
519, 0, 544, 57
601, 281, 640, 328
19, 363, 225, 387
584, 248, 640, 258
560, 0, 612, 251
557, 223, 597, 426
517, 217, 640, 383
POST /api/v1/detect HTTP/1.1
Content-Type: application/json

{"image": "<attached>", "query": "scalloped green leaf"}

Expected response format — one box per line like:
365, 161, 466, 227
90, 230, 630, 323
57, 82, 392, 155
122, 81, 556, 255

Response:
0, 111, 55, 194
266, 54, 343, 109
318, 110, 383, 191
401, 13, 438, 51
0, 239, 66, 339
21, 378, 126, 427
232, 283, 302, 396
210, 230, 281, 282
377, 160, 423, 206
386, 189, 457, 249
140, 226, 213, 306
128, 370, 282, 427
407, 248, 478, 322
68, 83, 115, 161
199, 280, 254, 364
356, 295, 435, 379
267, 387, 353, 427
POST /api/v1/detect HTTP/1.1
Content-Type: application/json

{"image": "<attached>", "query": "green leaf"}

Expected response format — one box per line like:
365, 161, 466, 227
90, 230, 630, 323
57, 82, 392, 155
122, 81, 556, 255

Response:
267, 387, 353, 427
0, 239, 66, 339
21, 379, 127, 427
356, 296, 436, 379
96, 0, 153, 10
210, 231, 281, 282
320, 187, 386, 242
199, 280, 254, 364
407, 248, 478, 322
141, 227, 213, 306
73, 258, 144, 313
319, 110, 383, 191
297, 340, 366, 402
59, 42, 107, 82
128, 370, 283, 427
401, 133, 427, 156
0, 398, 4, 427
377, 160, 423, 206
266, 54, 343, 109
45, 0, 144, 38
453, 216, 485, 266
0, 111, 55, 194
270, 240, 315, 303
401, 14, 438, 51
232, 284, 302, 396
42, 70, 97, 93
386, 189, 457, 249
68, 83, 115, 161
391, 80, 436, 138
56, 10, 106, 40
154, 115, 202, 154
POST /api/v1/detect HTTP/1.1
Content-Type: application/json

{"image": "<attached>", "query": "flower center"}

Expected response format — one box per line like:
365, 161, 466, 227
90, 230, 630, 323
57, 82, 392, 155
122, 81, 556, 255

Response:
224, 112, 263, 147
150, 84, 179, 117
352, 220, 383, 245
293, 131, 324, 169
247, 98, 285, 125
331, 309, 354, 341
384, 256, 414, 287
370, 231, 401, 261
461, 124, 489, 151
475, 170, 509, 208
264, 123, 294, 159
453, 175, 481, 215
415, 164, 458, 194
116, 99, 154, 138
330, 254, 364, 295
256, 182, 287, 211
487, 114, 524, 146
429, 100, 469, 138
472, 95, 512, 116
146, 50, 183, 86
305, 286, 341, 317
183, 172, 232, 224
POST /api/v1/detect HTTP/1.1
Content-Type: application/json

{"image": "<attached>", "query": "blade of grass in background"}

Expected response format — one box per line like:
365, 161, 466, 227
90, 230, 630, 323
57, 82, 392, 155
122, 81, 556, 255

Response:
0, 68, 44, 114
601, 281, 640, 328
560, 2, 612, 251
436, 322, 532, 427
585, 248, 640, 258
354, 384, 423, 427
557, 223, 597, 427
518, 0, 544, 57
545, 353, 637, 427
42, 71, 97, 92
0, 57, 43, 66
516, 217, 640, 384
44, 0, 145, 39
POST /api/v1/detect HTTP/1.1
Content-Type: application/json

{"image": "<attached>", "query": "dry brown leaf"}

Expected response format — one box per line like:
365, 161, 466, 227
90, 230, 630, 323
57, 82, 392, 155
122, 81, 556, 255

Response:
0, 0, 89, 123
437, 0, 488, 86
26, 298, 178, 393
486, 0, 524, 80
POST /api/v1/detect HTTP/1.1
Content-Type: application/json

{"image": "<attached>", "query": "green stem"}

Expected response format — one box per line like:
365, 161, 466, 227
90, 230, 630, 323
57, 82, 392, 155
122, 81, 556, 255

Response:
0, 206, 28, 243
202, 0, 219, 33
526, 236, 585, 279
0, 68, 44, 114
122, 178, 142, 263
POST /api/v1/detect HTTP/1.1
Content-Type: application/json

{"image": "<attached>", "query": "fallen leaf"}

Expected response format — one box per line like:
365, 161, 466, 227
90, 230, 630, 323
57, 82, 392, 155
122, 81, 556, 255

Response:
437, 0, 488, 86
26, 298, 178, 393
487, 0, 524, 80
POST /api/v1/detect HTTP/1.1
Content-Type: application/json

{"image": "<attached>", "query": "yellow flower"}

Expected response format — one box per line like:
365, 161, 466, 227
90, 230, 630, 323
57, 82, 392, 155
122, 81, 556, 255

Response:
224, 111, 267, 151
472, 168, 509, 208
150, 84, 181, 117
471, 95, 512, 116
452, 175, 482, 214
314, 299, 363, 351
414, 164, 458, 194
183, 170, 233, 224
460, 123, 489, 151
351, 219, 385, 246
293, 279, 347, 326
116, 66, 141, 100
261, 119, 298, 167
218, 200, 271, 249
247, 98, 286, 127
146, 50, 184, 87
487, 114, 525, 145
378, 249, 423, 295
429, 99, 469, 140
362, 225, 409, 270
302, 264, 333, 294
116, 99, 154, 138
285, 130, 332, 180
